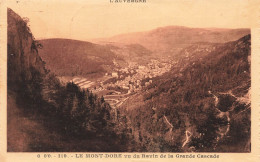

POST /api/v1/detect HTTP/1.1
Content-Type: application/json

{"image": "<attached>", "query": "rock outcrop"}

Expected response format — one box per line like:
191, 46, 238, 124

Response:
7, 8, 46, 90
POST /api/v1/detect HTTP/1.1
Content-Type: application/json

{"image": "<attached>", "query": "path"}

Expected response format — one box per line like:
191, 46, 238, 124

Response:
182, 130, 192, 148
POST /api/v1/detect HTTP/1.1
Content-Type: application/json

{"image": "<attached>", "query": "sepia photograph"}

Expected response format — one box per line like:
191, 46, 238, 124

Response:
4, 0, 255, 154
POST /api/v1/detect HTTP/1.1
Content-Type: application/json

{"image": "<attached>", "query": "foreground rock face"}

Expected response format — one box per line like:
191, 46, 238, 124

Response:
7, 8, 46, 89
7, 8, 49, 152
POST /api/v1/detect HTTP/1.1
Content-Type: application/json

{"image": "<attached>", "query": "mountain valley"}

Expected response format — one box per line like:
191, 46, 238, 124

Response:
7, 8, 251, 152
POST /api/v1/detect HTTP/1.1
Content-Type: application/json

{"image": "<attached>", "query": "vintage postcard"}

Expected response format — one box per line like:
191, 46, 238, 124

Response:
0, 0, 260, 161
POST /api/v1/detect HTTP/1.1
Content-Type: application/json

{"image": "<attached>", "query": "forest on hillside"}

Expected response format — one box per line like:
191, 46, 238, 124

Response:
119, 35, 251, 152
7, 8, 135, 152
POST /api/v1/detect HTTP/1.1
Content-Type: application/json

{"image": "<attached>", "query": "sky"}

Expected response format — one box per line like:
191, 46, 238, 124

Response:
7, 0, 259, 40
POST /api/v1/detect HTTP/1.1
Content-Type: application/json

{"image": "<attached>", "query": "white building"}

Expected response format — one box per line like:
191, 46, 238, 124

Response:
112, 72, 118, 78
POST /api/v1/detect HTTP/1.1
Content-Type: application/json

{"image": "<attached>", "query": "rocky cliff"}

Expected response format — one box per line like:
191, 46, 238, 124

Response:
8, 8, 46, 90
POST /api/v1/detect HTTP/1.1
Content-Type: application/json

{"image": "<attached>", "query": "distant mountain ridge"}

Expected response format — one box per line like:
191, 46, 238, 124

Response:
38, 26, 249, 78
94, 26, 250, 56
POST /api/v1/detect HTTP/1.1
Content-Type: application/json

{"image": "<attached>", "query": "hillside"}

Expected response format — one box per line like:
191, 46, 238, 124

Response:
108, 43, 155, 65
95, 26, 250, 56
38, 26, 249, 79
38, 39, 155, 78
119, 34, 251, 152
7, 8, 130, 152
38, 39, 126, 77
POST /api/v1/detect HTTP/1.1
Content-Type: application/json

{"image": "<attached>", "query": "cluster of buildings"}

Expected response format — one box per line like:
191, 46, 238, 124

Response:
68, 59, 172, 97
102, 59, 172, 94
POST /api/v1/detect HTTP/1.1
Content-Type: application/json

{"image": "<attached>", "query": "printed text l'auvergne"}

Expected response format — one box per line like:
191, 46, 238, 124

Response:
110, 0, 146, 3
